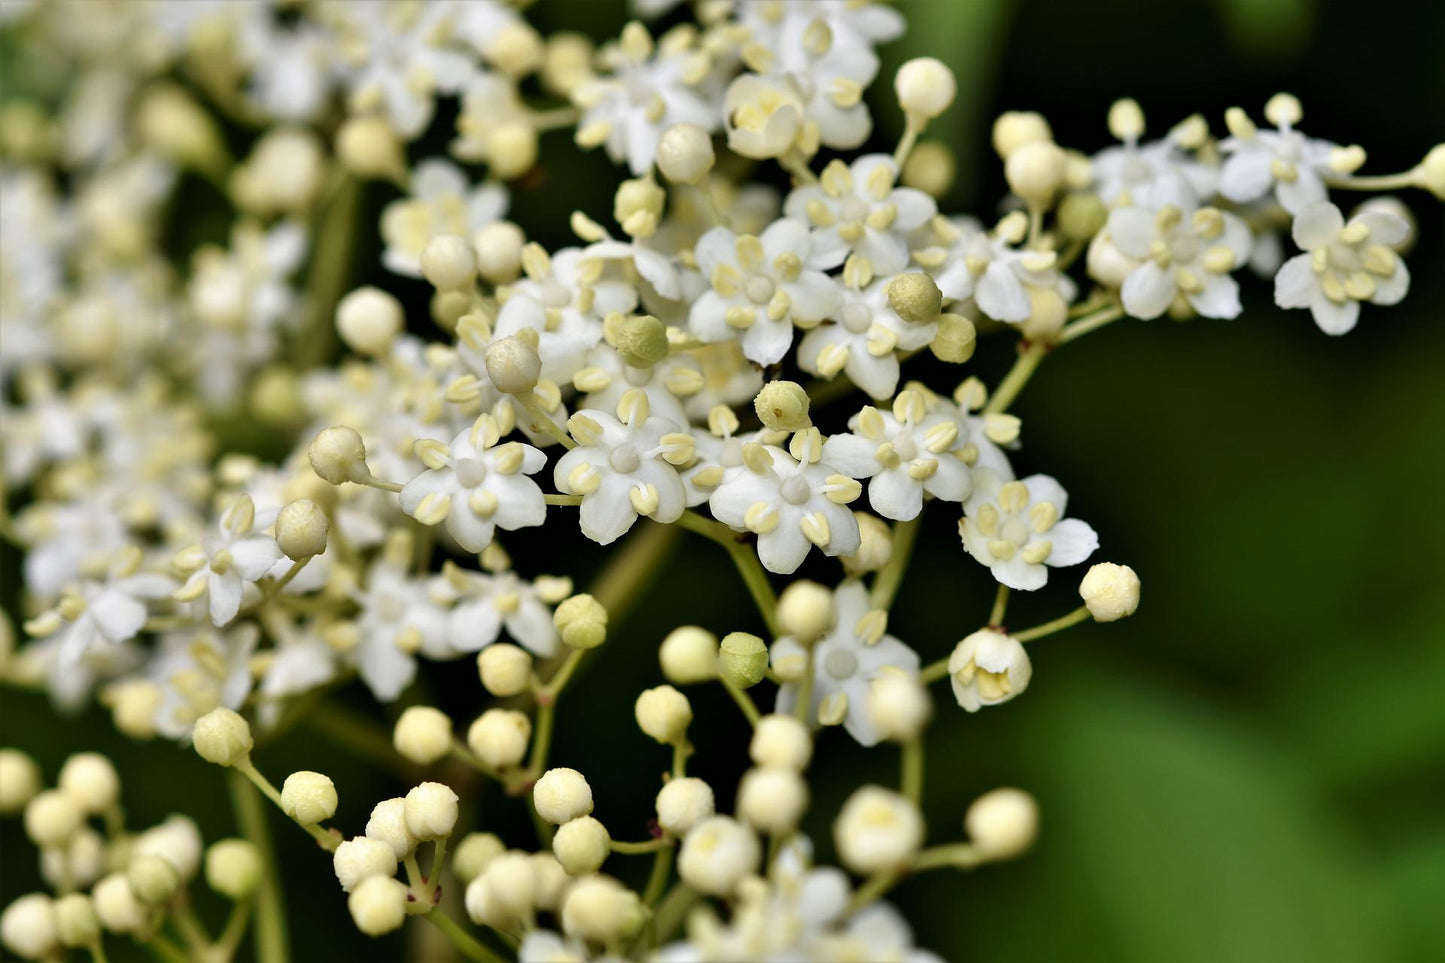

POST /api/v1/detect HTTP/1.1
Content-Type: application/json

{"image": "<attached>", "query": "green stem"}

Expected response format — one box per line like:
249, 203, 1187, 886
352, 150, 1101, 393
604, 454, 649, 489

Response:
985, 340, 1049, 415
1058, 303, 1125, 344
901, 739, 924, 804
86, 940, 109, 963
651, 884, 700, 946
912, 842, 983, 871
142, 934, 191, 963
296, 175, 361, 368
988, 584, 1010, 627
641, 842, 675, 907
919, 658, 950, 685
870, 515, 922, 609
675, 512, 779, 635
215, 897, 254, 960
720, 676, 761, 726
610, 838, 671, 854
844, 870, 902, 916
1014, 605, 1091, 643
234, 759, 339, 852
226, 770, 288, 963
424, 910, 507, 963
426, 835, 449, 891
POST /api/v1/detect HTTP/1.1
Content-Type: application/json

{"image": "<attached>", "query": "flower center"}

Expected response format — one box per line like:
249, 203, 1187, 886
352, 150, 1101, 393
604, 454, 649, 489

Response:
609, 445, 642, 473
840, 302, 872, 333
841, 197, 870, 223
745, 275, 776, 304
719, 438, 743, 468
376, 593, 405, 622
1000, 518, 1031, 546
780, 474, 812, 505
893, 433, 918, 461
455, 457, 487, 489
824, 648, 858, 680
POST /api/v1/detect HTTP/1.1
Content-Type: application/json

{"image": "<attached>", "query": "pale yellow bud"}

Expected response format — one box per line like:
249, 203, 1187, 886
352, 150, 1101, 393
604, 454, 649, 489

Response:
1, 893, 57, 959
348, 876, 408, 936
533, 768, 593, 825
467, 710, 531, 770
484, 336, 542, 394
56, 753, 119, 815
453, 833, 505, 884
332, 836, 397, 894
488, 122, 539, 179
421, 235, 479, 291
608, 314, 669, 368
658, 626, 718, 684
901, 140, 955, 197
280, 771, 337, 825
474, 221, 527, 283
553, 594, 608, 649
634, 686, 692, 745
1418, 144, 1445, 201
736, 766, 808, 834
136, 84, 225, 173
52, 893, 98, 949
393, 706, 454, 765
749, 714, 812, 771
657, 123, 715, 184
965, 787, 1039, 860
614, 178, 666, 238
191, 707, 253, 767
336, 116, 406, 183
477, 644, 533, 697
776, 580, 834, 644
336, 287, 403, 356
887, 273, 943, 323
308, 426, 370, 486
931, 312, 977, 363
552, 816, 610, 875
24, 791, 82, 849
655, 778, 715, 835
718, 632, 768, 689
1006, 140, 1067, 206
0, 750, 41, 815
205, 839, 262, 900
1078, 562, 1141, 622
842, 511, 893, 575
754, 381, 811, 431
992, 111, 1053, 159
126, 854, 179, 906
404, 781, 459, 840
895, 58, 956, 120
275, 499, 329, 560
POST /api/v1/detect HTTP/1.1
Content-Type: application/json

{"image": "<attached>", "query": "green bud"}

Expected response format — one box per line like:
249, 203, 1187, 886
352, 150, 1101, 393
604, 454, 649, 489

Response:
718, 632, 768, 689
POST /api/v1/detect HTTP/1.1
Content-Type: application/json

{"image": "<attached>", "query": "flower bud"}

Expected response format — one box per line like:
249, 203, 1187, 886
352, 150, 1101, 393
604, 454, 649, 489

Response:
474, 221, 526, 283
608, 313, 669, 367
335, 287, 403, 356
91, 875, 146, 934
929, 312, 977, 363
308, 426, 371, 486
467, 709, 531, 770
736, 766, 808, 834
348, 876, 408, 936
405, 781, 460, 840
281, 771, 337, 825
775, 581, 835, 644
205, 839, 262, 900
634, 685, 692, 745
842, 512, 894, 575
753, 381, 810, 431
901, 140, 955, 197
366, 798, 417, 859
1079, 562, 1140, 622
1057, 192, 1107, 242
24, 791, 82, 849
552, 816, 610, 875
1006, 140, 1067, 207
475, 852, 536, 921
127, 854, 180, 906
895, 58, 956, 121
333, 836, 398, 893
833, 786, 924, 874
453, 833, 505, 885
336, 116, 405, 183
0, 750, 41, 815
657, 123, 715, 184
718, 632, 768, 689
1353, 197, 1415, 255
489, 122, 539, 179
52, 894, 98, 949
134, 816, 202, 880
275, 499, 329, 560
678, 816, 760, 896
658, 626, 718, 684
484, 335, 542, 394
136, 84, 224, 173
41, 828, 104, 892
1416, 144, 1445, 201
191, 707, 253, 767
533, 768, 593, 825
992, 111, 1053, 159
232, 128, 323, 215
56, 753, 119, 814
107, 679, 162, 740
965, 787, 1039, 860
0, 893, 57, 960
553, 593, 608, 649
421, 235, 479, 291
477, 643, 533, 697
655, 777, 715, 836
559, 875, 644, 944
887, 273, 943, 323
393, 706, 453, 765
868, 668, 933, 742
530, 854, 569, 910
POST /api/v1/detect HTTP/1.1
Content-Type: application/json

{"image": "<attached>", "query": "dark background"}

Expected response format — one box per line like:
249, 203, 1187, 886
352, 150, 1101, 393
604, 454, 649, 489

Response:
3, 0, 1442, 960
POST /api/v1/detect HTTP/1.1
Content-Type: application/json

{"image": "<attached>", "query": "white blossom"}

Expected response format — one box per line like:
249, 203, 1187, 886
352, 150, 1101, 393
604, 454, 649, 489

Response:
959, 470, 1098, 591
1273, 200, 1410, 334
1107, 204, 1253, 320
784, 155, 935, 275
175, 496, 283, 627
797, 275, 938, 400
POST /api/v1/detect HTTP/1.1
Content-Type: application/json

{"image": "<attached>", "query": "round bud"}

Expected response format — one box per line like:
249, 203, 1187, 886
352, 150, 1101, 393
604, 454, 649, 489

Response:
658, 626, 718, 684
753, 381, 810, 431
833, 786, 924, 874
250, 366, 303, 426
559, 875, 644, 944
1057, 192, 1107, 242
488, 122, 539, 179
965, 787, 1039, 860
553, 594, 608, 649
333, 836, 398, 893
41, 828, 104, 892
901, 140, 956, 198
133, 816, 202, 880
1079, 562, 1141, 622
718, 632, 768, 689
191, 707, 253, 767
52, 894, 98, 949
483, 336, 542, 395
473, 221, 526, 283
107, 679, 163, 739
478, 643, 533, 697
868, 668, 933, 742
614, 178, 666, 237
57, 753, 120, 814
453, 833, 505, 885
467, 709, 532, 770
24, 790, 82, 849
610, 314, 669, 367
404, 781, 459, 840
393, 706, 453, 765
348, 876, 408, 937
656, 123, 715, 184
281, 771, 337, 825
776, 581, 835, 644
992, 111, 1053, 160
421, 235, 478, 291
736, 766, 809, 834
843, 511, 894, 575
308, 426, 370, 486
749, 714, 813, 771
366, 798, 417, 859
477, 852, 537, 919
930, 312, 977, 363
126, 854, 180, 906
135, 84, 223, 172
0, 750, 41, 814
275, 499, 329, 560
895, 57, 956, 120
0, 893, 57, 960
1005, 140, 1067, 207
1107, 98, 1145, 142
205, 839, 262, 900
634, 686, 693, 745
552, 816, 611, 875
1417, 144, 1445, 201
530, 853, 569, 911
91, 874, 146, 934
655, 777, 715, 836
887, 273, 943, 323
335, 287, 403, 356
336, 116, 406, 183
234, 128, 322, 215
678, 816, 761, 897
533, 768, 593, 825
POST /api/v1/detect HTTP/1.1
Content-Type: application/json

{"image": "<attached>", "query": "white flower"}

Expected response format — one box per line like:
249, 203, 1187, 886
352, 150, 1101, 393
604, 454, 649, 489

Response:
1219, 113, 1337, 214
708, 436, 861, 574
187, 220, 307, 335
959, 470, 1098, 591
821, 391, 974, 521
774, 581, 919, 745
256, 634, 337, 727
493, 247, 633, 384
784, 155, 936, 276
1273, 200, 1410, 335
176, 495, 283, 626
575, 343, 700, 430
518, 930, 590, 963
149, 625, 259, 739
688, 219, 840, 366
381, 159, 509, 277
797, 276, 938, 400
435, 565, 560, 658
46, 563, 175, 672
349, 559, 451, 702
923, 217, 1075, 325
554, 397, 690, 545
679, 415, 777, 507
400, 419, 547, 553
1091, 134, 1217, 210
947, 629, 1031, 712
1107, 204, 1253, 320
17, 497, 131, 597
238, 19, 332, 123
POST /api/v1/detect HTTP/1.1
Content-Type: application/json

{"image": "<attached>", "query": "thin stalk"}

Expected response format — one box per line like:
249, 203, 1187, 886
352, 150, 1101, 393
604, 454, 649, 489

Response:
226, 770, 288, 963
985, 340, 1049, 414
1014, 605, 1091, 642
424, 910, 508, 963
1058, 303, 1125, 344
720, 676, 761, 726
641, 842, 675, 906
610, 838, 671, 855
901, 739, 924, 804
988, 584, 1010, 627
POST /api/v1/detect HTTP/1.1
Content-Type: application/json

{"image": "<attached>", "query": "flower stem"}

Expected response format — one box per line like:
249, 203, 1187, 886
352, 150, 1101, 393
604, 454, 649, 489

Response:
988, 584, 1010, 627
1058, 303, 1125, 344
675, 511, 779, 635
641, 841, 675, 906
611, 838, 671, 854
901, 739, 924, 804
720, 676, 762, 726
1013, 605, 1091, 642
226, 770, 288, 963
424, 910, 508, 963
985, 339, 1049, 414
870, 515, 922, 609
234, 759, 340, 852
295, 175, 361, 368
919, 658, 950, 685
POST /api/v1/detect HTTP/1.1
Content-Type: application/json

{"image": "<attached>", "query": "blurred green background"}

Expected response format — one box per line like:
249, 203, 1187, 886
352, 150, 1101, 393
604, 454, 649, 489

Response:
3, 0, 1443, 960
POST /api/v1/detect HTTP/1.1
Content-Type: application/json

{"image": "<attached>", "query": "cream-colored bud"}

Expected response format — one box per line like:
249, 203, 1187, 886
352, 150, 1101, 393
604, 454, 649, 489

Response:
901, 140, 955, 197
191, 707, 253, 767
477, 644, 533, 697
136, 84, 224, 172
736, 767, 808, 833
404, 781, 460, 840
559, 875, 644, 944
655, 777, 715, 836
0, 750, 41, 814
467, 709, 532, 770
657, 123, 715, 184
553, 816, 611, 875
1079, 562, 1141, 622
250, 366, 303, 426
530, 854, 568, 910
205, 839, 262, 899
1417, 144, 1445, 201
421, 235, 479, 291
453, 833, 505, 885
308, 426, 371, 486
868, 668, 933, 742
534, 768, 593, 825
749, 714, 813, 771
476, 852, 537, 920
1006, 140, 1067, 206
992, 111, 1053, 159
393, 706, 453, 765
348, 876, 408, 936
1107, 98, 1145, 142
895, 58, 956, 120
127, 854, 179, 906
718, 632, 768, 689
965, 787, 1039, 860
833, 786, 924, 874
615, 178, 666, 237
52, 894, 97, 949
91, 875, 146, 934
57, 753, 119, 814
133, 816, 202, 881
474, 221, 526, 283
776, 581, 835, 644
335, 287, 403, 357
106, 679, 162, 739
336, 116, 405, 183
0, 893, 57, 960
332, 836, 398, 893
609, 314, 669, 367
233, 128, 323, 215
484, 336, 542, 394
930, 312, 977, 363
40, 828, 103, 893
24, 789, 83, 850
484, 21, 544, 77
658, 626, 718, 684
553, 593, 608, 649
754, 381, 811, 431
1263, 92, 1302, 128
1057, 192, 1108, 242
634, 686, 692, 745
488, 122, 539, 179
281, 771, 337, 825
678, 816, 761, 896
843, 511, 894, 574
887, 273, 943, 323
542, 32, 594, 95
275, 499, 329, 560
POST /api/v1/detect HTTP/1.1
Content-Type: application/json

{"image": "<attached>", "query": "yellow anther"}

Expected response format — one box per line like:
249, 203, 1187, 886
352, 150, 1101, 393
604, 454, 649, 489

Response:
1344, 272, 1376, 300
866, 204, 897, 231
1029, 501, 1058, 533
772, 251, 802, 280
413, 491, 452, 525
725, 305, 756, 329
691, 465, 724, 488
820, 159, 852, 198
865, 324, 898, 357
1340, 221, 1370, 245
1361, 245, 1397, 276
957, 443, 979, 466
711, 263, 741, 296
908, 458, 938, 481
800, 511, 832, 548
492, 591, 521, 616
892, 389, 927, 424
829, 77, 863, 109
744, 501, 779, 534
825, 474, 862, 504
767, 289, 792, 321
816, 342, 850, 378
573, 367, 611, 393
976, 503, 1000, 536
520, 242, 551, 279
983, 413, 1021, 445
1175, 267, 1203, 294
209, 549, 234, 575
629, 483, 660, 516
416, 439, 451, 470
924, 422, 958, 453
708, 404, 740, 438
856, 406, 886, 440
818, 691, 849, 726
855, 609, 888, 647
1224, 106, 1256, 140
660, 433, 697, 466
987, 539, 1017, 561
865, 163, 893, 200
1155, 205, 1183, 235
735, 235, 765, 271
836, 221, 866, 243
616, 388, 650, 424
1268, 158, 1297, 183
567, 462, 602, 495
1192, 207, 1225, 239
468, 490, 499, 519
875, 441, 902, 470
789, 427, 823, 464
1321, 272, 1347, 303
395, 627, 423, 655
444, 375, 482, 405
806, 199, 837, 227
666, 367, 704, 396
741, 442, 773, 474
1202, 246, 1236, 274
492, 442, 525, 474
998, 481, 1030, 514
567, 413, 603, 447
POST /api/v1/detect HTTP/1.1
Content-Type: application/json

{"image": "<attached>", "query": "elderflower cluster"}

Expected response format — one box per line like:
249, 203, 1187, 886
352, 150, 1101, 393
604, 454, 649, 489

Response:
0, 1, 1437, 961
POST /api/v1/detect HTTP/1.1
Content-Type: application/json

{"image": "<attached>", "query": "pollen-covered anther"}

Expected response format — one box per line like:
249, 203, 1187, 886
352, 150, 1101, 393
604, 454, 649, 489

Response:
629, 483, 660, 516
824, 475, 862, 505
800, 512, 832, 548
567, 463, 602, 496
817, 691, 848, 726
907, 458, 938, 481
744, 502, 779, 534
